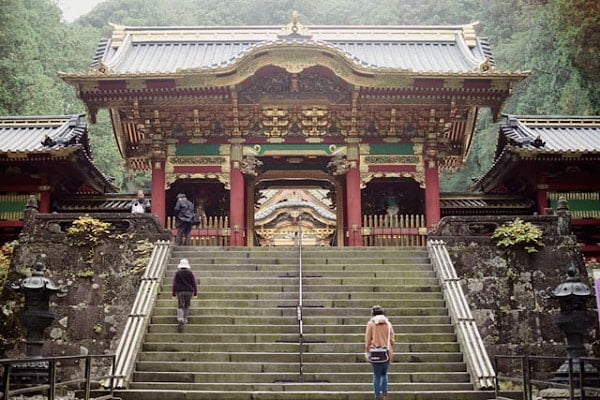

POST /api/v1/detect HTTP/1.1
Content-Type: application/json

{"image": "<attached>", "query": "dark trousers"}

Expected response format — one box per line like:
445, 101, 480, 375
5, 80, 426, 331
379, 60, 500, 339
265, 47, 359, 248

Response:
175, 220, 192, 246
176, 291, 193, 323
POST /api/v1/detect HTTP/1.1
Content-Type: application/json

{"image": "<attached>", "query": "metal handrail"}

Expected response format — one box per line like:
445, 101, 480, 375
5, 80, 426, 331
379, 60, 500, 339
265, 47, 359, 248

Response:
428, 239, 495, 389
495, 355, 600, 400
112, 240, 172, 388
1, 354, 115, 400
297, 216, 304, 382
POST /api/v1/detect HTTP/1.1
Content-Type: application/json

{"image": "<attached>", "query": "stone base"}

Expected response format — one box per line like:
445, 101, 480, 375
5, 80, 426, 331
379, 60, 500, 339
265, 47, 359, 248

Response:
537, 388, 600, 399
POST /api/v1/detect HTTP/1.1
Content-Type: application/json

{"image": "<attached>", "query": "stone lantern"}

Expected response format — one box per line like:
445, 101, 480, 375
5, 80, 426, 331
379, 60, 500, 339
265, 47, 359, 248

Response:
9, 256, 65, 383
546, 262, 596, 382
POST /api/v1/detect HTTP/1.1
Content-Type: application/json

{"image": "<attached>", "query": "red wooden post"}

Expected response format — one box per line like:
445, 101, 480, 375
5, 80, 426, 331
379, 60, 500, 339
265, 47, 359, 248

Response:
345, 165, 362, 246
536, 185, 549, 214
39, 183, 51, 213
229, 165, 245, 247
425, 162, 441, 230
151, 160, 166, 226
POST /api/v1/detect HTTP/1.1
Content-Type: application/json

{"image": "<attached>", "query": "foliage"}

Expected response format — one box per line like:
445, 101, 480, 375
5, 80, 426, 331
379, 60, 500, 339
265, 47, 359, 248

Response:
0, 241, 18, 296
66, 215, 112, 246
492, 218, 545, 254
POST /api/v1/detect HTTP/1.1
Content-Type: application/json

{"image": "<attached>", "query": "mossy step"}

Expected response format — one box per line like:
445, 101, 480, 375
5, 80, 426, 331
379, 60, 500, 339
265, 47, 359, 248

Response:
143, 332, 457, 344
146, 323, 454, 335
153, 299, 446, 308
115, 389, 492, 400
131, 371, 470, 384
135, 361, 467, 374
149, 315, 452, 325
137, 351, 465, 364
126, 382, 475, 391
166, 257, 430, 265
160, 284, 442, 293
164, 270, 436, 278
157, 291, 444, 301
165, 264, 435, 272
166, 277, 439, 286
141, 342, 460, 353
151, 306, 449, 317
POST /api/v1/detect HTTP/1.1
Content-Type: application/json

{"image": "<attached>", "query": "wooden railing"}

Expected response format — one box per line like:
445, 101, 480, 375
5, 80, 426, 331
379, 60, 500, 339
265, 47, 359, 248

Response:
362, 214, 427, 246
167, 215, 230, 246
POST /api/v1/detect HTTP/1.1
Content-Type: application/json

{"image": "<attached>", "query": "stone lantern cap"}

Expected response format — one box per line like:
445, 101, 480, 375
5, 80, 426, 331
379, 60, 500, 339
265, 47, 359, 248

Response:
10, 261, 61, 292
551, 262, 594, 298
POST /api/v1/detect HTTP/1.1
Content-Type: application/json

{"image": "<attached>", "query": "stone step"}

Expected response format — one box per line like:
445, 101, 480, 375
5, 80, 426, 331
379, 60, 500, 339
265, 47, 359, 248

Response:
149, 315, 452, 325
165, 263, 436, 272
172, 247, 428, 255
137, 351, 465, 364
147, 323, 455, 335
162, 277, 440, 285
150, 306, 449, 317
126, 382, 476, 391
153, 299, 446, 308
141, 342, 460, 353
114, 389, 493, 400
135, 361, 468, 373
166, 257, 431, 265
164, 269, 436, 278
131, 371, 470, 383
160, 284, 442, 293
157, 291, 444, 300
142, 332, 457, 344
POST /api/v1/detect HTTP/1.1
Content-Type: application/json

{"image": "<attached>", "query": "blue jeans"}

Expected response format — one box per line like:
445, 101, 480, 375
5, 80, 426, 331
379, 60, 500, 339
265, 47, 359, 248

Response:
372, 362, 389, 398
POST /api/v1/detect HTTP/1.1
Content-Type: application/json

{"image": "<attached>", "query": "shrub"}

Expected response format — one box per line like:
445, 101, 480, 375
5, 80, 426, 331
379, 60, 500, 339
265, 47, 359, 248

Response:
492, 218, 544, 254
66, 215, 112, 247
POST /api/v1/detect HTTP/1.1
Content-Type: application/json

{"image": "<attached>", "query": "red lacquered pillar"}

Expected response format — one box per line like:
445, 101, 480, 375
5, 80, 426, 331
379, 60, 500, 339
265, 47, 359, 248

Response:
151, 160, 166, 226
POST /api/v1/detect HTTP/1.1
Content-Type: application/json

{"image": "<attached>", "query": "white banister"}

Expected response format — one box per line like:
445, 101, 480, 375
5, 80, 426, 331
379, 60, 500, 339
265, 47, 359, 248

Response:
112, 240, 172, 388
427, 239, 495, 390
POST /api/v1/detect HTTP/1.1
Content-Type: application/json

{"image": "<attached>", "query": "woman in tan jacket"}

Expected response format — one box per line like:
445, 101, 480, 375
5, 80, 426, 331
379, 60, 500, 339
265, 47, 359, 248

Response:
365, 305, 395, 400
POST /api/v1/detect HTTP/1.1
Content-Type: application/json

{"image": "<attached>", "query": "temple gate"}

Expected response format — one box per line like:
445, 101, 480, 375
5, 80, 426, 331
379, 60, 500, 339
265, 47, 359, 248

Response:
62, 19, 526, 246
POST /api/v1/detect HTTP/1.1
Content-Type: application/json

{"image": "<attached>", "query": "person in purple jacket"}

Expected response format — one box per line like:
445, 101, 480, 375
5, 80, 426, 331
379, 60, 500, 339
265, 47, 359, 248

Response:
172, 258, 198, 331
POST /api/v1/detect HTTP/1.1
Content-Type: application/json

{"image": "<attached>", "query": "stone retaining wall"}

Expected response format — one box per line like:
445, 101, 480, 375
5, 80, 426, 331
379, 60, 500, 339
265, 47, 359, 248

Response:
429, 214, 599, 362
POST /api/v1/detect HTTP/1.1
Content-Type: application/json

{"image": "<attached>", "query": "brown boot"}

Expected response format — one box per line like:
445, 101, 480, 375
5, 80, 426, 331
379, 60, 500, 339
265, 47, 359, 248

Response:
380, 393, 387, 400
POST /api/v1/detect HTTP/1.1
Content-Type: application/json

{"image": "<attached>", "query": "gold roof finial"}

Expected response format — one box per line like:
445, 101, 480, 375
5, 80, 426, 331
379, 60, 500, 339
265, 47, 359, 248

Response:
291, 10, 299, 33
278, 11, 312, 38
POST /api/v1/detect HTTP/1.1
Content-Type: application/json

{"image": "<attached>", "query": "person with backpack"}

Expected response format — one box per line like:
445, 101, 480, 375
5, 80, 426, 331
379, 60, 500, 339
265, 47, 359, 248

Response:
172, 258, 198, 331
365, 305, 395, 400
174, 193, 194, 246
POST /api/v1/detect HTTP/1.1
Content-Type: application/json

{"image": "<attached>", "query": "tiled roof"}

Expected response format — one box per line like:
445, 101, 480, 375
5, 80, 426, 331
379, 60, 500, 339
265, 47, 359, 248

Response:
0, 115, 85, 155
440, 194, 533, 211
0, 114, 117, 193
470, 115, 600, 192
500, 115, 600, 154
54, 194, 139, 212
93, 23, 495, 75
255, 200, 336, 221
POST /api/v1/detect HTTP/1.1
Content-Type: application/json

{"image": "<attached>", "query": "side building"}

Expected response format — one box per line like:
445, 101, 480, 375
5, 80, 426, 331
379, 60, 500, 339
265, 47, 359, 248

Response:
0, 114, 117, 242
471, 115, 600, 260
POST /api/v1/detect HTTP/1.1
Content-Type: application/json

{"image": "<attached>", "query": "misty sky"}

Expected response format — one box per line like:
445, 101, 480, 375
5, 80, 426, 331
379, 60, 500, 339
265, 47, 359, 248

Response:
58, 0, 106, 21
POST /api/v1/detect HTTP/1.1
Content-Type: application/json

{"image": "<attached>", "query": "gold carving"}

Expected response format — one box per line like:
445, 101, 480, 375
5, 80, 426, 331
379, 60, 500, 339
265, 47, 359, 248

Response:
262, 106, 289, 136
169, 156, 227, 165
301, 106, 328, 136
363, 155, 421, 164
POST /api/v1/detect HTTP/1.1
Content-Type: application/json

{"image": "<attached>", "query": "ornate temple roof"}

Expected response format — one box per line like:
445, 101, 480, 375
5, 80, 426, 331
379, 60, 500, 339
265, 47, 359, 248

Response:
0, 115, 86, 156
498, 115, 600, 155
0, 115, 117, 193
471, 115, 600, 193
83, 22, 510, 77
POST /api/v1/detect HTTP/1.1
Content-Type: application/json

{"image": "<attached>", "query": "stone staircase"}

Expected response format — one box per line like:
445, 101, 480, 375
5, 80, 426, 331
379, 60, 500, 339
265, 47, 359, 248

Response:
116, 247, 494, 400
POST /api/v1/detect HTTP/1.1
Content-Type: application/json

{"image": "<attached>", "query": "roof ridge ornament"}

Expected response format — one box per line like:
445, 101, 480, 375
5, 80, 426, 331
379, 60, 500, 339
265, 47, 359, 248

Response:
278, 11, 312, 39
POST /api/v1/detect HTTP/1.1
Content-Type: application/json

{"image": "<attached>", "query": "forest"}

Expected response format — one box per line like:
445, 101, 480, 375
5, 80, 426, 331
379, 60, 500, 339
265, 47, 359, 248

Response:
0, 0, 598, 191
